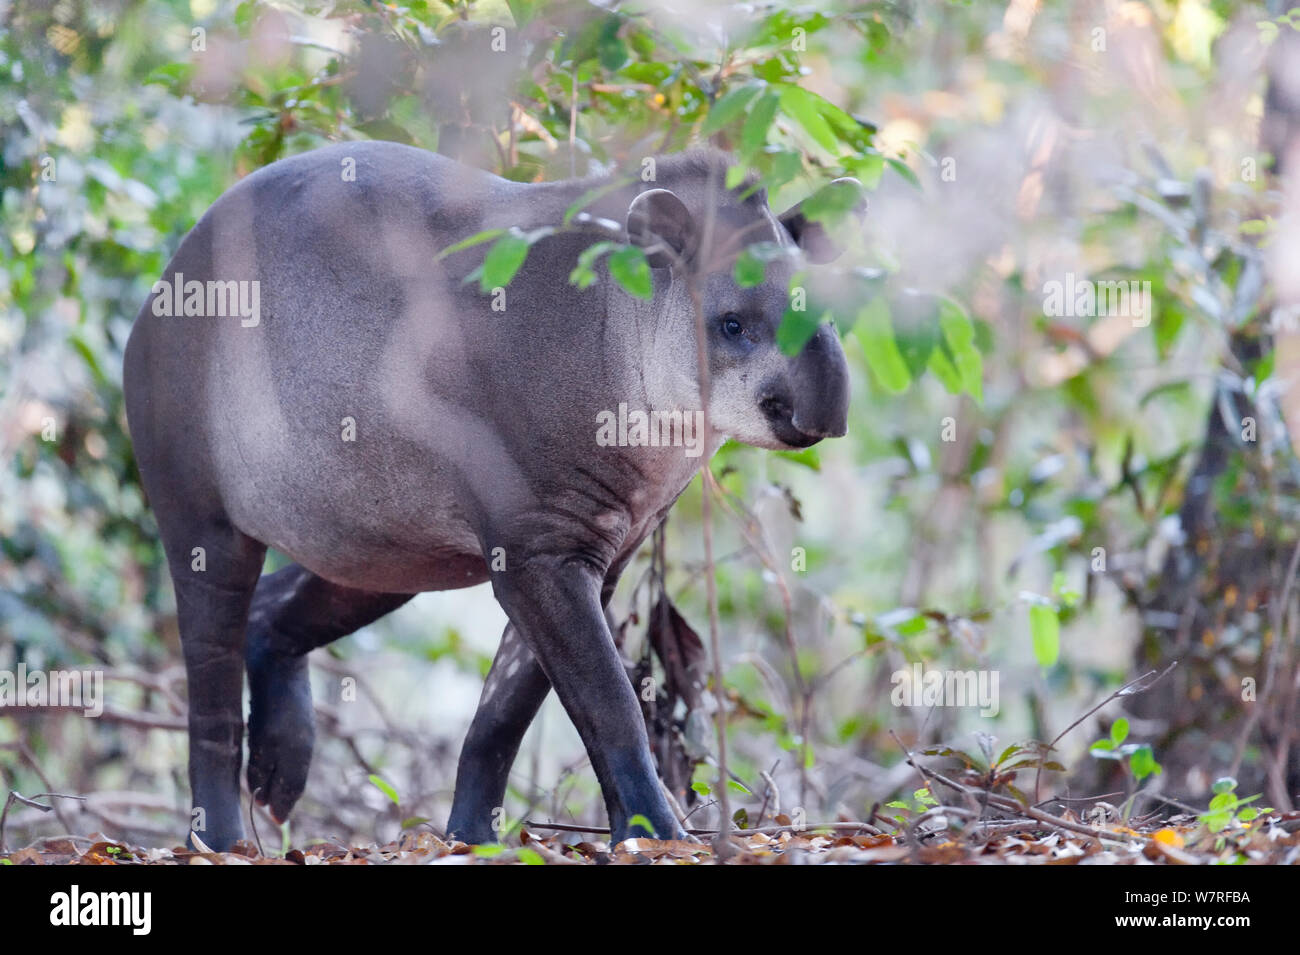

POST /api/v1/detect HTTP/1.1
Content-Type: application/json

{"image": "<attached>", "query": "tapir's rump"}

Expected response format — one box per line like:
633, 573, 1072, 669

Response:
124, 141, 854, 850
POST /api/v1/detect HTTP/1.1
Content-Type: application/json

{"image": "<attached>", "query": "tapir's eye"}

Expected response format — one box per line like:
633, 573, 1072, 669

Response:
721, 312, 745, 338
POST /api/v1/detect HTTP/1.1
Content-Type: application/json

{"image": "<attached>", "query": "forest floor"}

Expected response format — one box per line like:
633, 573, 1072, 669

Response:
5, 810, 1299, 865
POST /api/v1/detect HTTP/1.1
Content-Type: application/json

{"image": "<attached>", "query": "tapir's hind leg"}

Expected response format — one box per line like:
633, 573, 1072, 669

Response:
165, 523, 267, 852
244, 565, 412, 823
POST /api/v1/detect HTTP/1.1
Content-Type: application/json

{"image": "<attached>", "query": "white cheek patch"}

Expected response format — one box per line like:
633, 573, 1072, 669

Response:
707, 352, 789, 450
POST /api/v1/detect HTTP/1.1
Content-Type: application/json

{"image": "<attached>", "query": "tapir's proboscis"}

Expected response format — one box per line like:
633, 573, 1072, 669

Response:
123, 142, 859, 849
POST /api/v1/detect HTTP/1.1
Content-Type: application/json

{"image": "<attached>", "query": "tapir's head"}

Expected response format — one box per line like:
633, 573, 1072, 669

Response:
625, 161, 861, 450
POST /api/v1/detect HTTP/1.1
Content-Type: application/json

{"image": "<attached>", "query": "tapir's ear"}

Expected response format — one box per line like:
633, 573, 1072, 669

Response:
778, 177, 868, 265
627, 188, 697, 270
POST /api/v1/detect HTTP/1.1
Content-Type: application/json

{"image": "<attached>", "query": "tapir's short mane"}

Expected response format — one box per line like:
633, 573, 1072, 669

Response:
566, 149, 770, 215
554, 149, 788, 267
649, 149, 769, 210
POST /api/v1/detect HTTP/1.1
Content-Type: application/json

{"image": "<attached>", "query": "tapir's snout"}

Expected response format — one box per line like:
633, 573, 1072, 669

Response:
789, 323, 850, 440
758, 322, 850, 448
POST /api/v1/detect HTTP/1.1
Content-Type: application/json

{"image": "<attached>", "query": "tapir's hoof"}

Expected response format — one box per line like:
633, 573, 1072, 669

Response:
611, 817, 687, 845
245, 636, 316, 823
445, 824, 498, 846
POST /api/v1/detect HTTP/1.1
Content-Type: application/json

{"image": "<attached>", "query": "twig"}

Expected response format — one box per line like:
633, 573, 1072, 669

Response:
705, 473, 811, 804
895, 746, 1154, 846
1033, 662, 1178, 803
755, 767, 780, 825
676, 178, 735, 859
905, 805, 978, 861
248, 791, 265, 859
568, 65, 577, 178
5, 739, 77, 833
7, 704, 186, 731
1229, 535, 1300, 804
659, 779, 701, 843
1, 791, 86, 853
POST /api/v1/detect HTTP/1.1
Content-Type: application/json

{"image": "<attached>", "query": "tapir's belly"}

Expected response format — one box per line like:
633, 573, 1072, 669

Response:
223, 454, 492, 594
203, 370, 497, 594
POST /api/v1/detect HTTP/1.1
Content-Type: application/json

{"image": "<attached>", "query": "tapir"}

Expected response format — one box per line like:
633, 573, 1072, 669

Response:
123, 141, 856, 850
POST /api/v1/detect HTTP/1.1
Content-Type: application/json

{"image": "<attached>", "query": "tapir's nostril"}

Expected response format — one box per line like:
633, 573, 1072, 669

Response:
759, 393, 792, 421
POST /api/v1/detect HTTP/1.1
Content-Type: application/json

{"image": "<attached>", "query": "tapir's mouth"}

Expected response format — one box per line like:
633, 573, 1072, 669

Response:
759, 394, 826, 449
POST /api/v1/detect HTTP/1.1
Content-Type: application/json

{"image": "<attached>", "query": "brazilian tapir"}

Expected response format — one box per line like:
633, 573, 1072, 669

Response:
123, 141, 856, 849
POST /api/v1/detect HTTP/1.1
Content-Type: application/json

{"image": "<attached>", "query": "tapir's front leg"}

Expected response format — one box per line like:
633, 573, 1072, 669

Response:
487, 554, 682, 844
446, 623, 551, 843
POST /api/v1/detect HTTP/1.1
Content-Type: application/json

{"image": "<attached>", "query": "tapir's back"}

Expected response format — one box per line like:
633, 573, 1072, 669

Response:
125, 142, 759, 593
128, 143, 540, 587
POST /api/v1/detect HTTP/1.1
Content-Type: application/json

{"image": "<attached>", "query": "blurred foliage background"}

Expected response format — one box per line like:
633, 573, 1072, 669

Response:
3, 0, 1300, 848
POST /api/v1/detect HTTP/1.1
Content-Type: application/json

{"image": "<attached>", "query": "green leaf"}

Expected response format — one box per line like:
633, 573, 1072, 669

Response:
504, 0, 534, 27
69, 333, 109, 389
569, 241, 618, 289
844, 152, 885, 190
937, 297, 982, 402
1028, 604, 1060, 668
1129, 744, 1161, 781
774, 446, 821, 471
597, 17, 628, 71
927, 346, 962, 393
626, 813, 658, 837
740, 90, 780, 157
886, 157, 921, 189
691, 781, 712, 796
777, 306, 824, 356
480, 229, 531, 292
762, 150, 805, 193
355, 118, 414, 144
798, 179, 865, 224
1212, 776, 1238, 795
734, 248, 767, 288
778, 85, 839, 153
1208, 792, 1235, 812
144, 61, 195, 91
368, 774, 399, 805
234, 0, 255, 33
1110, 718, 1129, 746
996, 744, 1024, 766
895, 319, 938, 378
702, 83, 764, 136
608, 245, 653, 299
472, 844, 506, 857
437, 228, 505, 261
854, 297, 911, 394
516, 847, 546, 865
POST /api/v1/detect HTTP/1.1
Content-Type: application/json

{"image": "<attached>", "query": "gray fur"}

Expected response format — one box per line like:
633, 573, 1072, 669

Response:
124, 142, 852, 848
